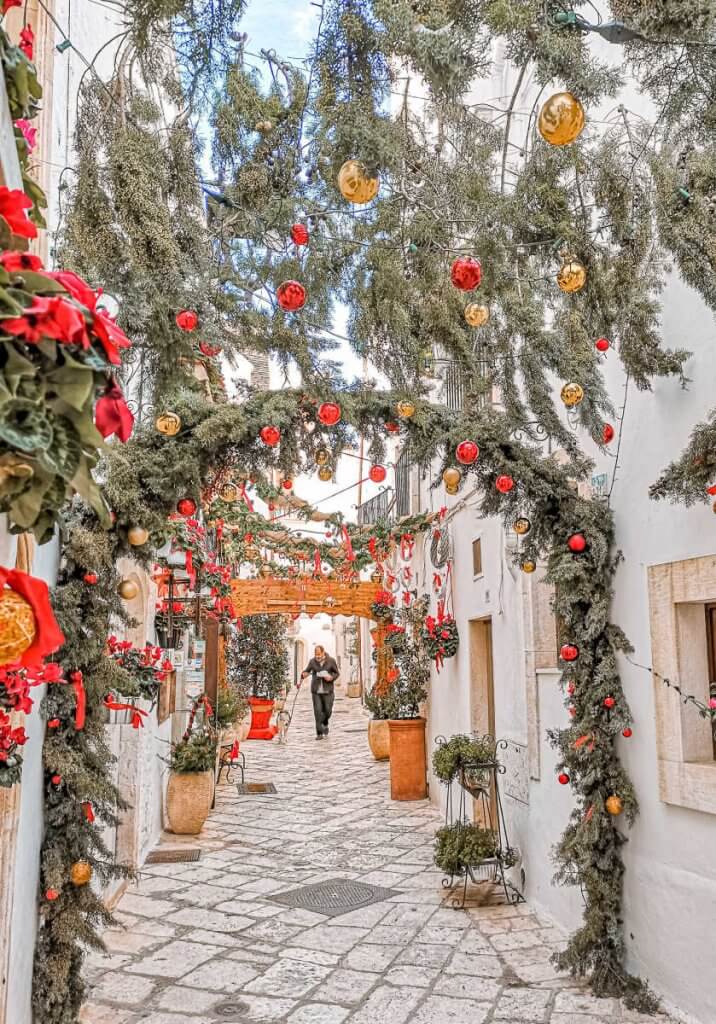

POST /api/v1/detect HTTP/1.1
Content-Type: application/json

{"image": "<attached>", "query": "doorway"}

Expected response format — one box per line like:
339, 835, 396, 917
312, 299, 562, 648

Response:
469, 618, 496, 826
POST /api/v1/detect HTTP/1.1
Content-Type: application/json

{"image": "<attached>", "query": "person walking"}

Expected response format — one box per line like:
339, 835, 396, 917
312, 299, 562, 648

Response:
301, 645, 340, 739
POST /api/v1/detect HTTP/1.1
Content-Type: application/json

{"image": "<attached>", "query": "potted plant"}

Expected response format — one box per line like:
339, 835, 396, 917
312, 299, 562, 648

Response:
432, 734, 497, 796
164, 725, 217, 834
434, 821, 508, 875
216, 680, 248, 741
226, 614, 289, 739
364, 687, 397, 761
385, 600, 430, 800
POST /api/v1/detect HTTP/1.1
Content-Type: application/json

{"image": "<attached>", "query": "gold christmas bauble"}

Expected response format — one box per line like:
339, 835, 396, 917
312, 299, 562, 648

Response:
538, 92, 585, 147
521, 560, 537, 574
255, 119, 273, 133
513, 518, 531, 536
244, 545, 259, 560
557, 259, 587, 293
127, 526, 149, 547
260, 564, 273, 578
445, 482, 460, 496
337, 159, 380, 204
70, 860, 92, 886
464, 303, 489, 327
605, 794, 623, 816
442, 467, 461, 488
220, 483, 240, 502
560, 382, 585, 408
317, 466, 333, 481
118, 579, 139, 600
315, 448, 331, 467
155, 411, 181, 436
396, 400, 416, 419
0, 588, 36, 665
371, 569, 384, 584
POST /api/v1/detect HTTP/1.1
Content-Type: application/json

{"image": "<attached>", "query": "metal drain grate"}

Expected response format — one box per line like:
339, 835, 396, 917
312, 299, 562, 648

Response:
145, 847, 202, 864
236, 782, 277, 795
214, 999, 249, 1017
269, 877, 399, 918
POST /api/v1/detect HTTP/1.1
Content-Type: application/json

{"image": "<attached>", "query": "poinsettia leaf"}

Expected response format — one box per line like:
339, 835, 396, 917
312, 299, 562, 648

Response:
70, 456, 111, 526
38, 416, 82, 479
1, 345, 37, 393
16, 271, 66, 295
0, 397, 53, 452
7, 473, 52, 528
0, 286, 24, 315
46, 358, 94, 411
53, 398, 105, 450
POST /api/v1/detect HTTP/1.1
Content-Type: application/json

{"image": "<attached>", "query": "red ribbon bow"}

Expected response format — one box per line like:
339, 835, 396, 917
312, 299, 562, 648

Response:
103, 695, 149, 729
70, 670, 86, 730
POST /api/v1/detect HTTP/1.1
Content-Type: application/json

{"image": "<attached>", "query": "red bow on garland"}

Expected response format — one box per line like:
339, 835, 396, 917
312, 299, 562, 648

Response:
103, 695, 149, 729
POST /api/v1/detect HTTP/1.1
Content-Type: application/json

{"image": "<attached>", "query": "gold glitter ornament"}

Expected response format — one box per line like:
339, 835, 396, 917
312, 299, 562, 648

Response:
337, 159, 380, 204
155, 411, 181, 436
127, 526, 149, 547
219, 483, 240, 502
0, 589, 36, 665
396, 400, 416, 419
521, 560, 537, 574
538, 92, 585, 146
445, 482, 460, 496
605, 795, 624, 816
442, 467, 461, 488
315, 448, 331, 467
464, 303, 489, 327
557, 259, 587, 293
513, 518, 531, 536
560, 382, 585, 408
118, 580, 139, 600
70, 860, 92, 886
317, 466, 333, 482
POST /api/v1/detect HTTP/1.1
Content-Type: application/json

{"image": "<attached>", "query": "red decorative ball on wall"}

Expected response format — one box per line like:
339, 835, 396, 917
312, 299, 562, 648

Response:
568, 533, 587, 553
177, 498, 197, 517
560, 643, 579, 662
317, 402, 341, 426
567, 681, 575, 695
199, 341, 222, 357
282, 479, 293, 491
175, 309, 198, 331
369, 464, 387, 483
595, 337, 610, 352
604, 695, 616, 708
602, 423, 615, 444
48, 718, 60, 728
83, 573, 98, 585
495, 475, 515, 494
290, 223, 309, 245
456, 440, 479, 465
277, 280, 306, 311
385, 421, 400, 434
45, 889, 60, 901
260, 425, 281, 447
51, 774, 62, 785
558, 772, 570, 785
451, 255, 482, 291
622, 727, 633, 738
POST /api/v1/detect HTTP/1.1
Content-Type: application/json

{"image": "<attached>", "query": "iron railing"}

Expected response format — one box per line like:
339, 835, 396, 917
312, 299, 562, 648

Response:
357, 487, 396, 525
429, 354, 494, 414
394, 448, 412, 518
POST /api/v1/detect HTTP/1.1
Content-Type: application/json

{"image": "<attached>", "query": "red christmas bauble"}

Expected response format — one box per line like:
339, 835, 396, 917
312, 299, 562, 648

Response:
83, 573, 98, 585
560, 643, 579, 662
568, 705, 576, 717
604, 695, 616, 708
51, 774, 62, 785
558, 772, 570, 785
567, 681, 575, 695
268, 502, 275, 511
317, 402, 341, 426
385, 421, 400, 434
277, 280, 306, 311
177, 498, 197, 517
568, 533, 587, 553
282, 479, 293, 490
48, 718, 60, 728
595, 337, 610, 353
290, 223, 309, 245
451, 256, 482, 291
602, 423, 615, 444
199, 341, 222, 357
495, 475, 514, 494
456, 440, 479, 465
45, 889, 59, 901
622, 727, 633, 738
175, 309, 198, 331
260, 425, 281, 447
369, 464, 387, 483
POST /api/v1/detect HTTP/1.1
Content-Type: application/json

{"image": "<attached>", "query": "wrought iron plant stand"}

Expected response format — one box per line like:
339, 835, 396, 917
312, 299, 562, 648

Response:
439, 737, 525, 909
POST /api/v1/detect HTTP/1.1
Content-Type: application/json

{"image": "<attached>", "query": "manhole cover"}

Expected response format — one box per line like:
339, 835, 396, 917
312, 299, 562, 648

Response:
269, 878, 399, 917
145, 847, 201, 864
236, 782, 277, 795
214, 1000, 249, 1017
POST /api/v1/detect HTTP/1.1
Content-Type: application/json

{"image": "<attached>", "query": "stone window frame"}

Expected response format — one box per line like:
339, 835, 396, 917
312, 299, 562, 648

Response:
647, 554, 716, 816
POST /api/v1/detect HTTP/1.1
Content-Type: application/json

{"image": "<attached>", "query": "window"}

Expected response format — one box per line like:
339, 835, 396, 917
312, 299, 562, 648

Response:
472, 538, 483, 577
704, 605, 716, 760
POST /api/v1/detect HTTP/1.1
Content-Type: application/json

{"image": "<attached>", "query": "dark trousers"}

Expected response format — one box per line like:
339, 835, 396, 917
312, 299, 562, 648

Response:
312, 690, 334, 736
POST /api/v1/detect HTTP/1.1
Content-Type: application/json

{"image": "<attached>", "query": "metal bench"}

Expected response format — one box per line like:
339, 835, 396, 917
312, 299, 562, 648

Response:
216, 741, 245, 785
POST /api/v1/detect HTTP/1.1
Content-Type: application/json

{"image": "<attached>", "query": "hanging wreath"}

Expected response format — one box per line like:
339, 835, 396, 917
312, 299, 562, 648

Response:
430, 526, 451, 568
371, 589, 396, 622
422, 613, 459, 670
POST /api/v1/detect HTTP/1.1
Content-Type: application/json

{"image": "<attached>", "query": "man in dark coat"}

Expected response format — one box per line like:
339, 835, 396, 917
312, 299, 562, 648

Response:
301, 645, 340, 739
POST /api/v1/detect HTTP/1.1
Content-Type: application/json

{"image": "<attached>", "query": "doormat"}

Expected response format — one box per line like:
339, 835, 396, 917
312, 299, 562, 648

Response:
268, 877, 399, 917
145, 847, 202, 864
236, 782, 277, 795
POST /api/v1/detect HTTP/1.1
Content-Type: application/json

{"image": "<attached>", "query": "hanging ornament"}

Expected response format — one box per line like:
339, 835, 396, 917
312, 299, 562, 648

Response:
442, 467, 461, 488
51, 774, 62, 785
0, 588, 36, 664
175, 309, 198, 331
337, 159, 380, 204
290, 223, 309, 246
155, 411, 181, 436
369, 464, 387, 483
560, 382, 584, 408
48, 718, 60, 728
456, 440, 479, 465
538, 92, 585, 146
219, 483, 239, 502
622, 727, 633, 738
199, 341, 222, 358
558, 772, 570, 785
260, 564, 272, 578
70, 860, 92, 886
464, 302, 489, 327
385, 421, 400, 434
127, 526, 149, 547
0, 569, 64, 668
395, 400, 416, 419
371, 569, 384, 584
317, 466, 333, 482
315, 448, 331, 466
245, 544, 259, 560
595, 337, 610, 353
568, 533, 587, 553
118, 579, 139, 600
177, 498, 197, 516
557, 259, 587, 293
513, 518, 531, 536
560, 643, 579, 662
277, 280, 306, 312
445, 482, 459, 496
255, 119, 273, 133
83, 573, 98, 585
495, 475, 515, 494
605, 795, 623, 816
451, 256, 482, 291
280, 479, 293, 493
260, 425, 281, 447
604, 695, 616, 708
602, 423, 615, 444
521, 560, 536, 574
45, 889, 60, 901
567, 681, 576, 696
317, 401, 341, 426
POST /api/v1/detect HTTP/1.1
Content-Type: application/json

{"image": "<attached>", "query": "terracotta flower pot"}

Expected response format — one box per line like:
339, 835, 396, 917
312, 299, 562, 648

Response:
247, 696, 277, 740
368, 719, 390, 761
388, 718, 427, 800
345, 681, 362, 698
166, 770, 213, 834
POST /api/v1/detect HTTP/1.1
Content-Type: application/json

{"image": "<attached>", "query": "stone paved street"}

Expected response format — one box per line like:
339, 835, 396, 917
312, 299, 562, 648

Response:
81, 686, 679, 1024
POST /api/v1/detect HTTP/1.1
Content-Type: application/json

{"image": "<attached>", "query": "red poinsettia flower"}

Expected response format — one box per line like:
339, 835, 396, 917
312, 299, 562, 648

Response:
1, 294, 87, 345
0, 567, 65, 668
94, 378, 134, 442
14, 118, 37, 153
0, 187, 37, 239
19, 25, 33, 59
0, 250, 43, 272
91, 310, 131, 366
44, 269, 97, 311
1, 0, 22, 16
